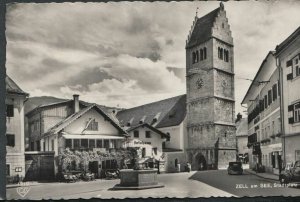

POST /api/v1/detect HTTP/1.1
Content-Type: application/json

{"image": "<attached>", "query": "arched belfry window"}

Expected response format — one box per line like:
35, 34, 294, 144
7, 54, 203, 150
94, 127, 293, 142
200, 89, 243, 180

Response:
200, 49, 204, 61
218, 47, 221, 59
192, 52, 196, 64
224, 50, 229, 62
203, 47, 207, 59
220, 48, 223, 60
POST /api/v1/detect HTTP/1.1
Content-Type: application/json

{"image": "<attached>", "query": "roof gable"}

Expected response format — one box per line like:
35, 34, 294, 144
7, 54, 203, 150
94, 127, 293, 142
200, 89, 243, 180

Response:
116, 94, 186, 129
186, 7, 220, 48
6, 76, 28, 96
46, 104, 128, 136
127, 123, 169, 139
276, 26, 300, 55
241, 51, 276, 104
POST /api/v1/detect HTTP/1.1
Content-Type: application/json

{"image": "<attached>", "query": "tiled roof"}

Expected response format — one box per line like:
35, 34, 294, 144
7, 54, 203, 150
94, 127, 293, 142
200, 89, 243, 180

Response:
26, 98, 119, 117
45, 104, 128, 136
116, 94, 186, 129
6, 75, 28, 96
186, 7, 220, 48
236, 118, 248, 137
127, 123, 170, 139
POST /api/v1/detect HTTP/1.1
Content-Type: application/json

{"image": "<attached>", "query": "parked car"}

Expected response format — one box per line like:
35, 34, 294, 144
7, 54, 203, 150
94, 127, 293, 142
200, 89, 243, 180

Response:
279, 161, 300, 185
227, 161, 243, 175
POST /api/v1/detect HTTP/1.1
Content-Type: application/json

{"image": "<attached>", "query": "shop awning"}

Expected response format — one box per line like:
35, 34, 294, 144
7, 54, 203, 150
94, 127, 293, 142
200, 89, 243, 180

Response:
62, 133, 125, 140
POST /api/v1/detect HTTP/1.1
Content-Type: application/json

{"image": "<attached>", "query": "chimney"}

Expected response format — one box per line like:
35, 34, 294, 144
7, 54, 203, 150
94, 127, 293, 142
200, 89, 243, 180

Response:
73, 94, 79, 113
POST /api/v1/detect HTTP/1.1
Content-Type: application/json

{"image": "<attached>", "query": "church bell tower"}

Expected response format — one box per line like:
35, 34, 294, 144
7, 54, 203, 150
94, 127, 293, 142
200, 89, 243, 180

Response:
185, 2, 237, 170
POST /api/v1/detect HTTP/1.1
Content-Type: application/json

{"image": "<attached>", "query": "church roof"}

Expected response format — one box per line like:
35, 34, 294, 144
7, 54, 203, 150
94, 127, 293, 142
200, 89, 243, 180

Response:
116, 94, 186, 129
6, 75, 28, 96
186, 7, 220, 49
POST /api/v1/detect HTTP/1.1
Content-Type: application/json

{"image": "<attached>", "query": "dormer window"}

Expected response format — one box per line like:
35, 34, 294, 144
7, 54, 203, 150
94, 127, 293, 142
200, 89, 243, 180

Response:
139, 115, 146, 124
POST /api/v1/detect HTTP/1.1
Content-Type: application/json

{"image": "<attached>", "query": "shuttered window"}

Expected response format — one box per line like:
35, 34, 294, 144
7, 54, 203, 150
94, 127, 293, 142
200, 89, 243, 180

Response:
272, 84, 277, 101
6, 134, 15, 147
6, 105, 14, 117
268, 90, 272, 105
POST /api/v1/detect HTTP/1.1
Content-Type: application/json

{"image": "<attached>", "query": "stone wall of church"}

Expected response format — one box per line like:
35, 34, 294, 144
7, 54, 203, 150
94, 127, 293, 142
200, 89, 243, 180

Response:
214, 99, 235, 123
214, 70, 234, 99
186, 71, 214, 101
213, 39, 234, 73
187, 124, 217, 149
211, 10, 233, 46
186, 40, 213, 70
187, 98, 214, 125
214, 125, 236, 149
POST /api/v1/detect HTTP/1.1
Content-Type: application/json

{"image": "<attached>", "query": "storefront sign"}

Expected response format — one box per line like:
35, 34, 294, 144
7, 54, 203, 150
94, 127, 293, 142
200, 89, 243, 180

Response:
133, 140, 151, 145
270, 143, 282, 152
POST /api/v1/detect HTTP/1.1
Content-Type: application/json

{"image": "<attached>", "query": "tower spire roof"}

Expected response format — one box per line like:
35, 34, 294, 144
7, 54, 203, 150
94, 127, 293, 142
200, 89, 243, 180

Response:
186, 7, 220, 48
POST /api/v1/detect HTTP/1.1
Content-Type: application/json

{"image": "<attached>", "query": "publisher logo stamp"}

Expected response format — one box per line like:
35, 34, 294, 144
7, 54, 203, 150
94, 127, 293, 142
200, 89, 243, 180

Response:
16, 182, 31, 198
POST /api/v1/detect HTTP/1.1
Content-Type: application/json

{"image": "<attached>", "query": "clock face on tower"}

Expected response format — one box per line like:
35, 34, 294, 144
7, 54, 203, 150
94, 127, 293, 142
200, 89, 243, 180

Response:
196, 78, 204, 89
221, 80, 227, 88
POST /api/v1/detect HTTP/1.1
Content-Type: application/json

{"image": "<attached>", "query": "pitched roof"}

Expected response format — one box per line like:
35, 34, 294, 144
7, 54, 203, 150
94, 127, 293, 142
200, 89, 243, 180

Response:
45, 104, 128, 136
241, 51, 276, 104
127, 123, 170, 139
25, 98, 120, 117
116, 94, 186, 129
186, 7, 220, 48
6, 75, 28, 96
276, 26, 300, 55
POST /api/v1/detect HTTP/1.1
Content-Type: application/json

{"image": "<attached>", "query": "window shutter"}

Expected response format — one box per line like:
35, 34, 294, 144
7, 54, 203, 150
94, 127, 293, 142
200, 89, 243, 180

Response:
288, 104, 294, 111
278, 80, 280, 97
287, 73, 293, 80
288, 104, 294, 124
286, 60, 292, 67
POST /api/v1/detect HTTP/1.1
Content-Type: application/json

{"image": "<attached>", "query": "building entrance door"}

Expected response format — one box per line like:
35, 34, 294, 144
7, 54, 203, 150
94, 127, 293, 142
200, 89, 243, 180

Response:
195, 153, 207, 171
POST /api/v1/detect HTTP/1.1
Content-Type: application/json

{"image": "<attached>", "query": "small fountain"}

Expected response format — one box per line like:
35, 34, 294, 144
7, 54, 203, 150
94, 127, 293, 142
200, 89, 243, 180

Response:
113, 148, 164, 190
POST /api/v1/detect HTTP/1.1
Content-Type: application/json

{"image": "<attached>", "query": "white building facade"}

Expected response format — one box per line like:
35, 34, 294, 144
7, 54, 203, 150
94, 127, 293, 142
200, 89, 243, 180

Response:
242, 52, 282, 175
276, 27, 300, 165
6, 76, 28, 180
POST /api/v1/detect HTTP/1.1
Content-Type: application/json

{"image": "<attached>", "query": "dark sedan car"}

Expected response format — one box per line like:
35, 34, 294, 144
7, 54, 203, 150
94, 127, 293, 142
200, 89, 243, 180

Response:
227, 161, 243, 175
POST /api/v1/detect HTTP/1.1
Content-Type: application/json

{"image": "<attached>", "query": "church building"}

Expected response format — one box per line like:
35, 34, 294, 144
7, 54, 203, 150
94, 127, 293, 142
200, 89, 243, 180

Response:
185, 2, 237, 170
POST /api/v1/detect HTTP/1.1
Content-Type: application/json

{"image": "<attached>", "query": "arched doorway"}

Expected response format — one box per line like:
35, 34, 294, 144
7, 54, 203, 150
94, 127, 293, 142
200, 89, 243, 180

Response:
195, 153, 207, 171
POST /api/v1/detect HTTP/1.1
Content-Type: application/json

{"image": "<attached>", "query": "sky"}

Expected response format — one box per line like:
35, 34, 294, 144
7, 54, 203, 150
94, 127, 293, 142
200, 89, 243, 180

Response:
5, 1, 300, 115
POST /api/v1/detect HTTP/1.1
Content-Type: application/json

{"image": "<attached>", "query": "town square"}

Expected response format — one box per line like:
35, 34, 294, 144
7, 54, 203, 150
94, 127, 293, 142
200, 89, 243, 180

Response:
3, 1, 300, 200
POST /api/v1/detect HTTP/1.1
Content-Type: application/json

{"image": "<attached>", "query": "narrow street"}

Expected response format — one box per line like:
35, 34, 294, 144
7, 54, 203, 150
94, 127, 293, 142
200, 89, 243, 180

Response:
7, 170, 300, 199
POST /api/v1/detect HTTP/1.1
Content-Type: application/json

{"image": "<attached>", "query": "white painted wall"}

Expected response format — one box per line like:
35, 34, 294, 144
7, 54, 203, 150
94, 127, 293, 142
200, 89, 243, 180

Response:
158, 117, 187, 150
65, 108, 120, 136
127, 126, 165, 158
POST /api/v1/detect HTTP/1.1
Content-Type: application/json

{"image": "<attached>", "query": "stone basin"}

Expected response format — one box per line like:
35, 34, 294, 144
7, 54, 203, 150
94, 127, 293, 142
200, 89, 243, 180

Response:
112, 169, 164, 190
